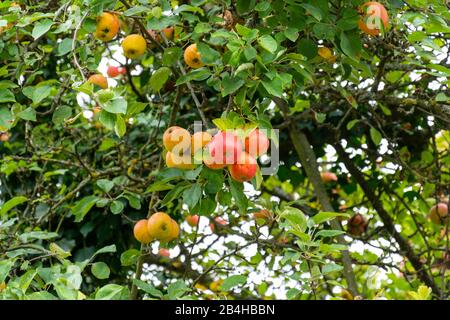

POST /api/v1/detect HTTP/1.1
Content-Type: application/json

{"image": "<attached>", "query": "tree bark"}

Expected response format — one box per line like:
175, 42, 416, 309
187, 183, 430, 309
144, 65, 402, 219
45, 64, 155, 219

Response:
274, 97, 360, 297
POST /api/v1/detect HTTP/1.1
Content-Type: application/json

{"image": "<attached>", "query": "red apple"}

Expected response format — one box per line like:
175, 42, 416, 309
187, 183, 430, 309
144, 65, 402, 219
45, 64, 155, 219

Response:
208, 131, 243, 165
321, 172, 338, 183
209, 217, 227, 233
186, 215, 199, 227
107, 66, 120, 78
158, 248, 170, 257
347, 213, 367, 236
203, 153, 227, 170
229, 152, 257, 182
245, 128, 269, 157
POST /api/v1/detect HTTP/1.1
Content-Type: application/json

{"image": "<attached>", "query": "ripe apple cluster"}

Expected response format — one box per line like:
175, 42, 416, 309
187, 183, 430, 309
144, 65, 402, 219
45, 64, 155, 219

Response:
133, 212, 179, 244
162, 126, 270, 183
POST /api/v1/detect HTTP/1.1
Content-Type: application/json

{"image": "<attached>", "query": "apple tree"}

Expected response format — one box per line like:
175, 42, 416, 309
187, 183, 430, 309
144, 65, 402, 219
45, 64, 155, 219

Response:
0, 0, 449, 300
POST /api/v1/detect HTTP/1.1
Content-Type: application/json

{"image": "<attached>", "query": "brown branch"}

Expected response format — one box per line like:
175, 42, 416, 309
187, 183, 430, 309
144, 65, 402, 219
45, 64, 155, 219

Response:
333, 142, 443, 297
273, 96, 360, 297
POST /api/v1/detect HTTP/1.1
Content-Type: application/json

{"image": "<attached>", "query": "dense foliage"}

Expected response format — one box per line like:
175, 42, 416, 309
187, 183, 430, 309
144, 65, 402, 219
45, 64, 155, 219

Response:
0, 0, 449, 300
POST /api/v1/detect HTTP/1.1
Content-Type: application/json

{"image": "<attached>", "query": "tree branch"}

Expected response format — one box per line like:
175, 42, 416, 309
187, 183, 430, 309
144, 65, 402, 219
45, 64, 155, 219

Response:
273, 96, 360, 297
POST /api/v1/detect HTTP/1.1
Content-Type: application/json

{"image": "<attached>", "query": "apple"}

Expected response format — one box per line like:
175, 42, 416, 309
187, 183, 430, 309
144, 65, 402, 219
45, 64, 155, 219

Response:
147, 212, 179, 242
347, 214, 367, 236
158, 248, 170, 258
209, 217, 227, 233
107, 66, 120, 78
321, 172, 338, 183
133, 219, 152, 244
429, 203, 448, 225
186, 215, 200, 227
208, 131, 243, 165
245, 128, 270, 157
358, 2, 389, 36
165, 151, 195, 170
0, 132, 10, 142
229, 152, 257, 182
163, 126, 191, 154
203, 152, 227, 170
191, 131, 212, 155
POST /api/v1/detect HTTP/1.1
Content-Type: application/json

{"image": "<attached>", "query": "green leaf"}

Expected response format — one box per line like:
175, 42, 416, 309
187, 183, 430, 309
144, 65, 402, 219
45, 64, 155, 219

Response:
281, 206, 307, 232
0, 196, 28, 217
202, 169, 224, 194
103, 97, 127, 114
27, 291, 59, 300
0, 259, 14, 283
244, 46, 257, 60
99, 110, 115, 130
167, 280, 190, 299
300, 4, 323, 21
72, 196, 98, 222
298, 38, 318, 59
315, 230, 345, 238
162, 47, 182, 66
120, 249, 140, 266
93, 244, 117, 256
221, 275, 247, 291
408, 285, 432, 300
183, 183, 202, 210
32, 86, 52, 105
286, 288, 301, 299
18, 269, 37, 291
19, 231, 58, 242
222, 75, 245, 97
52, 106, 72, 124
133, 279, 163, 298
123, 6, 151, 16
0, 89, 16, 103
17, 107, 36, 121
161, 183, 190, 206
340, 32, 361, 60
0, 107, 13, 130
370, 127, 382, 146
197, 43, 221, 65
322, 263, 344, 274
96, 179, 114, 193
258, 35, 278, 53
262, 77, 283, 97
57, 38, 72, 56
236, 0, 256, 15
150, 67, 171, 92
176, 68, 211, 85
114, 114, 127, 138
110, 200, 124, 214
98, 90, 114, 104
346, 119, 359, 130
436, 92, 450, 102
32, 19, 53, 39
95, 284, 129, 300
91, 262, 110, 279
235, 63, 254, 76
198, 197, 217, 215
311, 212, 348, 225
127, 101, 148, 116
427, 64, 450, 76
228, 177, 248, 214
284, 28, 299, 42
